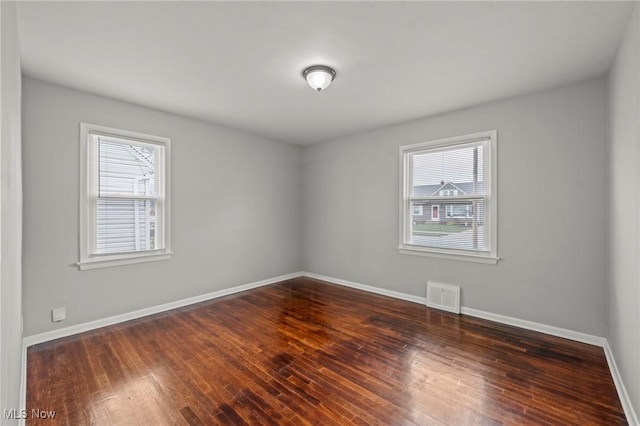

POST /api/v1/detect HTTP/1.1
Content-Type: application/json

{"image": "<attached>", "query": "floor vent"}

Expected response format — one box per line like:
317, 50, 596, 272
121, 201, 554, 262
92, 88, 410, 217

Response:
426, 282, 461, 314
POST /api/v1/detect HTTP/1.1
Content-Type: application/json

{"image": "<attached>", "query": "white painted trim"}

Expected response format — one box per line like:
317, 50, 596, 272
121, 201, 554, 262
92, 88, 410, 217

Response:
77, 251, 173, 271
460, 306, 606, 347
398, 247, 500, 264
603, 341, 639, 426
23, 272, 303, 347
24, 271, 608, 349
302, 272, 427, 305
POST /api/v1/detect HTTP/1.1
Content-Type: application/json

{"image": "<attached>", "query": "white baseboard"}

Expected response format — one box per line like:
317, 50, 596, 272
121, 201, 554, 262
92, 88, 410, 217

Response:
23, 271, 303, 347
301, 272, 427, 305
460, 306, 606, 347
603, 340, 639, 426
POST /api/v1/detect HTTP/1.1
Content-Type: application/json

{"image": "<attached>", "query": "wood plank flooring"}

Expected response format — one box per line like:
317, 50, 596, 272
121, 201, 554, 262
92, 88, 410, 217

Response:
27, 277, 626, 425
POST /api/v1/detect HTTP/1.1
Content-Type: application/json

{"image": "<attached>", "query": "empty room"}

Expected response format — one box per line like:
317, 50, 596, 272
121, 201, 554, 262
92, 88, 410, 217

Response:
1, 1, 639, 424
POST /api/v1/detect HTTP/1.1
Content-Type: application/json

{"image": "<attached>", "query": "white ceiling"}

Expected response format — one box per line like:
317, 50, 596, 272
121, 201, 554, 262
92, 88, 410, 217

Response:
17, 1, 634, 145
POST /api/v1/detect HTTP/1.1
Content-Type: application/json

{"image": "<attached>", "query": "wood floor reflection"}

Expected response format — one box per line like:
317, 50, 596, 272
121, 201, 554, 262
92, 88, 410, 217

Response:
27, 276, 626, 425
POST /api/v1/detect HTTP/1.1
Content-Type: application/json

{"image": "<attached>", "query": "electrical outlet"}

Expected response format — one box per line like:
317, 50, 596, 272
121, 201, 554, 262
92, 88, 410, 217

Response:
51, 307, 66, 322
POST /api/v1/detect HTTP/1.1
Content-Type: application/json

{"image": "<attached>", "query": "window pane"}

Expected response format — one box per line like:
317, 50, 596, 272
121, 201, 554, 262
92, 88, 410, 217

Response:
99, 138, 157, 196
446, 205, 469, 218
96, 199, 156, 253
411, 144, 484, 197
410, 200, 486, 251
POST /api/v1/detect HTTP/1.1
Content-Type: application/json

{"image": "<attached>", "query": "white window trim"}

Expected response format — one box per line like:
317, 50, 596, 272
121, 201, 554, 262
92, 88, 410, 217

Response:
412, 205, 423, 216
445, 205, 452, 218
78, 123, 173, 270
398, 130, 498, 264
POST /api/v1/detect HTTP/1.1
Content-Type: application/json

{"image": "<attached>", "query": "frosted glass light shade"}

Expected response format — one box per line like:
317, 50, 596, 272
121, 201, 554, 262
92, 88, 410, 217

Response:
302, 65, 336, 92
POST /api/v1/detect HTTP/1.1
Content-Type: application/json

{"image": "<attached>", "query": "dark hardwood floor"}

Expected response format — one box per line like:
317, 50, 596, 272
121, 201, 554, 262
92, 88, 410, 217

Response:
27, 276, 626, 425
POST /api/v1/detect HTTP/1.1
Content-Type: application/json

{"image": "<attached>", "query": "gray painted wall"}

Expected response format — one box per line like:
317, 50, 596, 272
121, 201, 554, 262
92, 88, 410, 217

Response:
22, 78, 302, 336
302, 78, 608, 337
608, 3, 640, 418
1, 1, 24, 420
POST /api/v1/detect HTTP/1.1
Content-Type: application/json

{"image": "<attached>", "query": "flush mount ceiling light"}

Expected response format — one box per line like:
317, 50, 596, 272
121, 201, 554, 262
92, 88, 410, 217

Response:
302, 65, 336, 92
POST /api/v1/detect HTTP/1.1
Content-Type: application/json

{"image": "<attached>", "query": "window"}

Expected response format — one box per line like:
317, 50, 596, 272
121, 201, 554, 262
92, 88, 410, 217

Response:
412, 205, 424, 216
445, 205, 473, 218
78, 123, 172, 270
399, 130, 498, 264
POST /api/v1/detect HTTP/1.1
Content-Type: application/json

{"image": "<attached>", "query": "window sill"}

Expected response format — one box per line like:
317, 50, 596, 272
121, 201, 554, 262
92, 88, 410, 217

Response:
398, 246, 499, 264
77, 251, 173, 271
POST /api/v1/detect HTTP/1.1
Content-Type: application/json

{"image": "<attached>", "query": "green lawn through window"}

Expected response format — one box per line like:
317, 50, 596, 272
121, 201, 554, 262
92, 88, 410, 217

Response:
413, 223, 470, 234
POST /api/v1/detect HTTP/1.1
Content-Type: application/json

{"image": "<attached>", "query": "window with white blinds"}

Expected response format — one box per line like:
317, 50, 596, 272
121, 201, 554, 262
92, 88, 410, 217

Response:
79, 123, 172, 270
399, 130, 498, 264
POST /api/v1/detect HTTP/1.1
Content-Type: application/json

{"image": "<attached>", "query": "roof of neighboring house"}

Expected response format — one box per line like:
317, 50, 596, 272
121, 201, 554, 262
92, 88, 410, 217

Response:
413, 181, 485, 197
